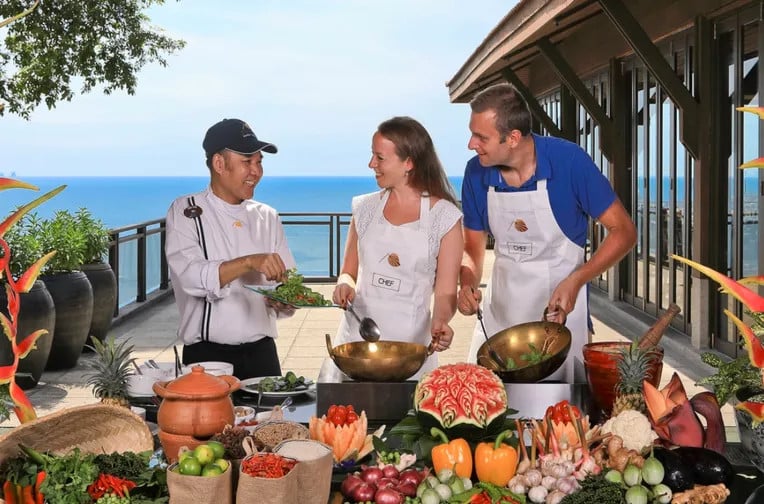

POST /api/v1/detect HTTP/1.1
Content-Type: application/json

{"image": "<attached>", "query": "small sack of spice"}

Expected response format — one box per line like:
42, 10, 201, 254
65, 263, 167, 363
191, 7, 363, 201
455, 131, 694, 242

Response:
274, 439, 334, 504
236, 452, 299, 504
167, 462, 233, 504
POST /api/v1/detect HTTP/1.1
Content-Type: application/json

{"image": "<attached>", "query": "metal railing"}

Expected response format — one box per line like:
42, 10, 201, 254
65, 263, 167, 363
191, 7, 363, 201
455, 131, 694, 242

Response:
107, 212, 352, 317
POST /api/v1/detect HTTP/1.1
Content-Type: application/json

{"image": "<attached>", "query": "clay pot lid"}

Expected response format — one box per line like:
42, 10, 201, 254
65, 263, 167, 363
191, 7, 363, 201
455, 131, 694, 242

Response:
163, 365, 233, 395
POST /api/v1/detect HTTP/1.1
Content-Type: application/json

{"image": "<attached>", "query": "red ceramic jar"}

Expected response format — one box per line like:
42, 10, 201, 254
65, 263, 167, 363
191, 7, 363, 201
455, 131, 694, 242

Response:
582, 341, 663, 416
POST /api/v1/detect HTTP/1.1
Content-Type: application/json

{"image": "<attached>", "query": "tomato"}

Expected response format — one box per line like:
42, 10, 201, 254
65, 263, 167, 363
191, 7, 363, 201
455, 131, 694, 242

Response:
346, 404, 355, 413
335, 405, 347, 420
346, 411, 358, 425
329, 413, 345, 426
327, 405, 337, 418
545, 400, 581, 424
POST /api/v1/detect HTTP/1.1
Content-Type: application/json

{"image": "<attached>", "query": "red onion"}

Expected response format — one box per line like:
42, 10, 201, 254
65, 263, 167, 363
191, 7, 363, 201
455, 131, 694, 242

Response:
351, 482, 376, 502
360, 466, 384, 485
374, 487, 404, 504
397, 481, 418, 497
398, 468, 423, 487
376, 477, 399, 489
340, 474, 363, 498
382, 464, 400, 479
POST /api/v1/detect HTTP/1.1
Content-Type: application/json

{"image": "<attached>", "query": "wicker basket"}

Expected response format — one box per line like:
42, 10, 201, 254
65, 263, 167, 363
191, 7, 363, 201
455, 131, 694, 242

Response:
0, 403, 153, 463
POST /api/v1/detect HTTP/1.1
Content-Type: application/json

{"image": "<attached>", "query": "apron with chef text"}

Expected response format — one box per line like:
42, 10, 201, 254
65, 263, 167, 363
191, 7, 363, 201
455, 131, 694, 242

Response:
319, 193, 436, 382
467, 180, 587, 383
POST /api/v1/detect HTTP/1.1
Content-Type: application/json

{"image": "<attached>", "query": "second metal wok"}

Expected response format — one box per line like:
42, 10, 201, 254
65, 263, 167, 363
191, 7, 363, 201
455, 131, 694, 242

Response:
477, 315, 572, 383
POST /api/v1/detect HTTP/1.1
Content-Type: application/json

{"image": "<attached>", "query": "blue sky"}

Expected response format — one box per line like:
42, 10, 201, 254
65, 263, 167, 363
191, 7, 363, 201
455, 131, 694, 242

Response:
0, 1, 515, 177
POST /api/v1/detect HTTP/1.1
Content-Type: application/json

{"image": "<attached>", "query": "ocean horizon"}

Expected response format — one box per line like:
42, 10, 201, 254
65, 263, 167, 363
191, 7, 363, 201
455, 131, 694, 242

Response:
0, 176, 465, 228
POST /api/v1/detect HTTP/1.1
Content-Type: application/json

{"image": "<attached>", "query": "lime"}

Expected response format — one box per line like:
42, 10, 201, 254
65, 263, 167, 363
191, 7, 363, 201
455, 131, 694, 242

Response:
178, 456, 202, 476
193, 444, 215, 466
201, 464, 224, 477
213, 458, 230, 472
207, 440, 226, 460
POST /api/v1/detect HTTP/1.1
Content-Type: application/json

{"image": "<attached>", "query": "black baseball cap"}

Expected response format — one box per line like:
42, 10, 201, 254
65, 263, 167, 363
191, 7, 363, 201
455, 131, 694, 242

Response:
202, 118, 277, 158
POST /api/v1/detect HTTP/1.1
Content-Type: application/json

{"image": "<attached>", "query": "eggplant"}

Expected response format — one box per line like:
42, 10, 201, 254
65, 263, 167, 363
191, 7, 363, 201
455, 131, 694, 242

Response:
652, 446, 694, 492
672, 446, 734, 486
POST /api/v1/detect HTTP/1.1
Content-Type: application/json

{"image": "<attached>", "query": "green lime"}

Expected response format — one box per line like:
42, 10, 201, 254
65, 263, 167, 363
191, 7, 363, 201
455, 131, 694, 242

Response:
207, 440, 226, 460
178, 456, 202, 476
213, 458, 230, 472
201, 464, 224, 477
193, 444, 215, 466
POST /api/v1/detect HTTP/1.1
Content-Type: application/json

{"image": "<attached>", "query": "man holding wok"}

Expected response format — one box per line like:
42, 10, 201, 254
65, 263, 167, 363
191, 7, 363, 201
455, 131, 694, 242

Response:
457, 84, 637, 383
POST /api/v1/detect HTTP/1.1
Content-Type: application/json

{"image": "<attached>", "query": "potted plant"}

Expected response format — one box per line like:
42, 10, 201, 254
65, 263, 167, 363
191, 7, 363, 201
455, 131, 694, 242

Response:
673, 253, 764, 472
75, 208, 117, 345
0, 213, 55, 388
38, 210, 94, 370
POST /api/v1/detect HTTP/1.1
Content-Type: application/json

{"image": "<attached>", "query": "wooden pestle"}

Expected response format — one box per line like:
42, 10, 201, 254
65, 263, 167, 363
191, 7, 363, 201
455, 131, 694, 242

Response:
637, 303, 681, 350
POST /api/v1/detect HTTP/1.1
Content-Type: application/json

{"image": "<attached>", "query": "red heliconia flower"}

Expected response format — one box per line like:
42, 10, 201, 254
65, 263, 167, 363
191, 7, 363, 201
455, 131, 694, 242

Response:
672, 255, 764, 313
0, 179, 66, 424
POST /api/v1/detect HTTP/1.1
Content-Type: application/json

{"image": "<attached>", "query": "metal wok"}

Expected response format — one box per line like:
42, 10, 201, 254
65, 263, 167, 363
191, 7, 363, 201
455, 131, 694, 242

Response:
325, 334, 430, 382
477, 314, 572, 383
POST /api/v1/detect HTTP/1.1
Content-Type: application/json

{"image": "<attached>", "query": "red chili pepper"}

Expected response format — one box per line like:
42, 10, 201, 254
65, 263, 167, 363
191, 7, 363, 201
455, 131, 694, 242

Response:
33, 471, 45, 504
241, 453, 297, 478
20, 485, 34, 504
3, 480, 18, 504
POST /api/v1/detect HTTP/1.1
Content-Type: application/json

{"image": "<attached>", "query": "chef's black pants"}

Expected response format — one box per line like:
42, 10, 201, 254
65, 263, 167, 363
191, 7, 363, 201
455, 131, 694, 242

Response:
182, 337, 281, 380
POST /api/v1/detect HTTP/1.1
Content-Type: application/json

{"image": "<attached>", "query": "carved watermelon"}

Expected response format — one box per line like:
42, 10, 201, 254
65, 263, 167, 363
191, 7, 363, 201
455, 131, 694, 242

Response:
414, 363, 508, 439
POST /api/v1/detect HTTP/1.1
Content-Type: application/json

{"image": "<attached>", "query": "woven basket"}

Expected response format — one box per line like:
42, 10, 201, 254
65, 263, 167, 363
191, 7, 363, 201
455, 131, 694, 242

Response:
0, 403, 153, 463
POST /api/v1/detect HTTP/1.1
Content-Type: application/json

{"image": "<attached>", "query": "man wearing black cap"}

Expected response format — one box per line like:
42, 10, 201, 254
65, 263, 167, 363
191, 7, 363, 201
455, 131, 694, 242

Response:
165, 118, 295, 379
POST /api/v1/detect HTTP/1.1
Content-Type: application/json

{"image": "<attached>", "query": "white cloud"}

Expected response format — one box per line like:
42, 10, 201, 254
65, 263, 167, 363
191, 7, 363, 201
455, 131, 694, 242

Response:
0, 0, 515, 176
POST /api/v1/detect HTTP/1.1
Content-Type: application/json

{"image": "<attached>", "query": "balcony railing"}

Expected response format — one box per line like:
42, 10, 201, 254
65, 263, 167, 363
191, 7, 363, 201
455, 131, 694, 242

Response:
107, 212, 352, 319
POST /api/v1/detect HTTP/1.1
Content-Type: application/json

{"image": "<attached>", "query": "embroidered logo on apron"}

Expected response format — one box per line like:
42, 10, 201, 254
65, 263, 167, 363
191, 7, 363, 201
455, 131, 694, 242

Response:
387, 253, 401, 267
372, 273, 401, 291
233, 220, 243, 228
506, 242, 533, 256
513, 219, 529, 232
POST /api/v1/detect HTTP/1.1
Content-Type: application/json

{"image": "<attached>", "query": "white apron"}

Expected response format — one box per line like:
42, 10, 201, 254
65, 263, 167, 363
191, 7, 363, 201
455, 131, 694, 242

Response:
318, 193, 437, 382
466, 180, 587, 383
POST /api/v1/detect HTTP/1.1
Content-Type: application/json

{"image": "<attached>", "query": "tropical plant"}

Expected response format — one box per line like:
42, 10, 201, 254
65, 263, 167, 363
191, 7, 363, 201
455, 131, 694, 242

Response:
674, 105, 764, 424
0, 178, 66, 423
0, 0, 185, 118
75, 208, 111, 264
38, 210, 86, 274
1, 212, 43, 280
84, 335, 135, 408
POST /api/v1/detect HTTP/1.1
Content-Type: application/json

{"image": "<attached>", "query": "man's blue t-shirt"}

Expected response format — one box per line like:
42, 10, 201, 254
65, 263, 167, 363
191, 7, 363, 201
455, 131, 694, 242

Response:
461, 133, 617, 247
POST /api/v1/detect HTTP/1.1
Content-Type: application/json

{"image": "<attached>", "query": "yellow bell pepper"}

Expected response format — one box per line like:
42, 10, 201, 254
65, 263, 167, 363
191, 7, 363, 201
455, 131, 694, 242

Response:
475, 429, 518, 486
430, 427, 473, 479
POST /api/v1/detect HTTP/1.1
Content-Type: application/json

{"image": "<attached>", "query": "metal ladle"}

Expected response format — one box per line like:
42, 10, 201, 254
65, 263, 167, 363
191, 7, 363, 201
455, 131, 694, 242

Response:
346, 301, 381, 342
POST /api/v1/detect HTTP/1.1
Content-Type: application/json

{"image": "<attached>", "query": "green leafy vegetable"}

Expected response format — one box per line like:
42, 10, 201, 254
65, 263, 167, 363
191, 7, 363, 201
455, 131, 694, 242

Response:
257, 371, 308, 392
269, 269, 332, 306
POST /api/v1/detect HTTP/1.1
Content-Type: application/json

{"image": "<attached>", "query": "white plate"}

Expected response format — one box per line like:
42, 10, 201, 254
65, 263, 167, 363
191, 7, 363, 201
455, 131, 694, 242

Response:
239, 376, 315, 397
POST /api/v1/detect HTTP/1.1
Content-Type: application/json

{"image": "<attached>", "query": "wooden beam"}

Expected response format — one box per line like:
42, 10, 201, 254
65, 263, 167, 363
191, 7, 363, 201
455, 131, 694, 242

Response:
597, 0, 700, 159
500, 68, 563, 138
536, 37, 614, 161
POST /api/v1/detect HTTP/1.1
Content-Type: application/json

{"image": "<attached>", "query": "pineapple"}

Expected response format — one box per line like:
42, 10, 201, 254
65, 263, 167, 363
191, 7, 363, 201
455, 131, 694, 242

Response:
85, 335, 135, 408
612, 341, 657, 415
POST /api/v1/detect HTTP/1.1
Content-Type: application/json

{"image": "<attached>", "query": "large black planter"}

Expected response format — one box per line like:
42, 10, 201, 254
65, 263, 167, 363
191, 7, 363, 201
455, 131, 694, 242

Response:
42, 271, 94, 370
0, 280, 55, 389
735, 388, 764, 474
82, 262, 117, 345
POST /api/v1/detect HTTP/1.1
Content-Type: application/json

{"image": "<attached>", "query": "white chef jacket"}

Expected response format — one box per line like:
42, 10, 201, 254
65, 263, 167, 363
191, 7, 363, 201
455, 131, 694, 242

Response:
165, 187, 296, 345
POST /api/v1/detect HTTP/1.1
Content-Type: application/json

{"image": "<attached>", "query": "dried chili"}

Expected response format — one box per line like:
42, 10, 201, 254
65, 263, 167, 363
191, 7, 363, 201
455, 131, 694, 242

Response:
241, 453, 297, 478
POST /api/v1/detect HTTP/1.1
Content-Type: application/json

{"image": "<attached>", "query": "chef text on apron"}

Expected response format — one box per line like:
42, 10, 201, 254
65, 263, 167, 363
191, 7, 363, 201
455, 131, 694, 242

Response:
467, 180, 587, 383
319, 193, 437, 382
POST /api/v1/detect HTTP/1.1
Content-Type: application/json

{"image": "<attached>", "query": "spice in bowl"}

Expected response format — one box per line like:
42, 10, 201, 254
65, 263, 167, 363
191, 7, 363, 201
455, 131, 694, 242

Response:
234, 406, 255, 425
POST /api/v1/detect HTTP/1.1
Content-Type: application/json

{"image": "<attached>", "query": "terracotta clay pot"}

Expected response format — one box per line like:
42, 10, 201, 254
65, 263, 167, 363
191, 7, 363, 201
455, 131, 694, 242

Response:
153, 365, 239, 438
157, 430, 206, 463
583, 341, 663, 416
